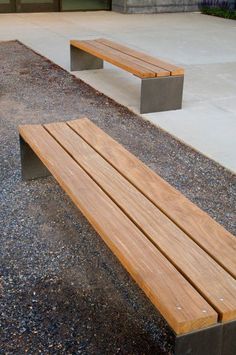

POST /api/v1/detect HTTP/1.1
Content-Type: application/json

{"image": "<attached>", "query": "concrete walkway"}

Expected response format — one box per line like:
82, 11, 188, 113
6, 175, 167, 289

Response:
1, 11, 236, 172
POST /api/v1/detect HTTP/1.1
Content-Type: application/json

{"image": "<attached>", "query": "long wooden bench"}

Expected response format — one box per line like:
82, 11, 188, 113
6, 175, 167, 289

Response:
19, 118, 236, 355
70, 39, 184, 114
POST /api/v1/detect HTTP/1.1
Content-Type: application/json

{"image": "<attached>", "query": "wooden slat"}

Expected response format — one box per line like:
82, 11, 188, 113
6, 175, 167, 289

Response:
96, 38, 184, 76
70, 40, 170, 78
90, 40, 172, 78
45, 121, 236, 323
67, 118, 236, 281
18, 124, 218, 335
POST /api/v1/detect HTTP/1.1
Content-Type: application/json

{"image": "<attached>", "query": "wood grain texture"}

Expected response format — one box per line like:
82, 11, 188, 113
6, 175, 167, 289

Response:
96, 38, 184, 76
68, 118, 236, 281
70, 40, 170, 78
18, 124, 218, 335
46, 121, 236, 323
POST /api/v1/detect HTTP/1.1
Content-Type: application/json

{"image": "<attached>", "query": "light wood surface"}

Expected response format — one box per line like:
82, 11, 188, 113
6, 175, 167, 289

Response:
70, 40, 170, 78
45, 121, 236, 323
96, 38, 184, 76
19, 123, 218, 335
70, 118, 236, 281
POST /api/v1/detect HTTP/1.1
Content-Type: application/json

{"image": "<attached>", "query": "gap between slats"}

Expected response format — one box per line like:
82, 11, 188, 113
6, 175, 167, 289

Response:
95, 38, 183, 76
43, 123, 234, 322
68, 118, 236, 281
71, 40, 169, 78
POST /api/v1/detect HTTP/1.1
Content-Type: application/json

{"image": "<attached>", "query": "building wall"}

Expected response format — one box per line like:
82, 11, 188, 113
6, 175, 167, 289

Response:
112, 0, 199, 13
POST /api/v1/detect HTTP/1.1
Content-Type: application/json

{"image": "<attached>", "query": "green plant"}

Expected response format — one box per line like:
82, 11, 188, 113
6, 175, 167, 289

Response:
199, 0, 236, 19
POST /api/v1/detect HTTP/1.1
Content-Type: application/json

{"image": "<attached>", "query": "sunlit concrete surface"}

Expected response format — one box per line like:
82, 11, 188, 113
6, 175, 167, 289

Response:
0, 11, 236, 172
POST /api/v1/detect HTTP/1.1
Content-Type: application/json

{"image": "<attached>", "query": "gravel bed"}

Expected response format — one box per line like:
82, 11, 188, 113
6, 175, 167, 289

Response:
0, 40, 235, 355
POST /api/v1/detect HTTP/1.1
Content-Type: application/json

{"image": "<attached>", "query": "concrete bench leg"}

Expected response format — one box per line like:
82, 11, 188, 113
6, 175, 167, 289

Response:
221, 320, 236, 355
174, 324, 222, 355
140, 76, 184, 114
70, 45, 104, 71
19, 136, 50, 181
174, 321, 236, 355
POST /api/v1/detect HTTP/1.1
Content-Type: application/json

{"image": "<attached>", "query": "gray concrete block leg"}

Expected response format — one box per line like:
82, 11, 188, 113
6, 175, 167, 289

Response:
175, 324, 222, 355
140, 76, 184, 114
70, 45, 103, 71
221, 320, 236, 355
19, 136, 50, 181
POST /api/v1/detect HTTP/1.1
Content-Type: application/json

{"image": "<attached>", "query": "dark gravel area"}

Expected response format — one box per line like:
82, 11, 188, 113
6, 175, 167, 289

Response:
0, 40, 235, 355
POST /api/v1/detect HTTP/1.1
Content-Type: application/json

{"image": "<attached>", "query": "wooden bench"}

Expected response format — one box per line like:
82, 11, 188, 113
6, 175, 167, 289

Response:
70, 39, 184, 114
19, 118, 236, 355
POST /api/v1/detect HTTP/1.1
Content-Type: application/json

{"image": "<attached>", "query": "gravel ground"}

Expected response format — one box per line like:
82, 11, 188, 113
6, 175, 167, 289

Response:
0, 40, 235, 355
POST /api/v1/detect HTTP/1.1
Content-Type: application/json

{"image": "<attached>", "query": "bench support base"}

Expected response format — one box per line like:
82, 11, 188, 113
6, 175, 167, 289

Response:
174, 321, 236, 355
175, 324, 222, 355
140, 76, 184, 114
70, 45, 104, 71
222, 320, 236, 355
19, 136, 50, 181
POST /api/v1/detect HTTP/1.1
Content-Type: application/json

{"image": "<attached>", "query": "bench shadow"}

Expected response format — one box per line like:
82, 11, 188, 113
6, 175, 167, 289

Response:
30, 275, 173, 354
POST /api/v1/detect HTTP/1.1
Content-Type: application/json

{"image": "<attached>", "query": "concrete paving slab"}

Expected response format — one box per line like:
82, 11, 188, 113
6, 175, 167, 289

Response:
146, 103, 236, 172
0, 11, 235, 172
184, 62, 236, 103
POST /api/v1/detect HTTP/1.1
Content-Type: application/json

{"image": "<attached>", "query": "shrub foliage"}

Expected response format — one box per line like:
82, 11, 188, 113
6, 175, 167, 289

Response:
199, 0, 236, 19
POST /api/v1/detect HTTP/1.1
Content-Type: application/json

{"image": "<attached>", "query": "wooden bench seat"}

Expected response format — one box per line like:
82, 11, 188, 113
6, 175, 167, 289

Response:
19, 118, 236, 355
70, 39, 184, 114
